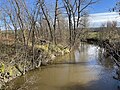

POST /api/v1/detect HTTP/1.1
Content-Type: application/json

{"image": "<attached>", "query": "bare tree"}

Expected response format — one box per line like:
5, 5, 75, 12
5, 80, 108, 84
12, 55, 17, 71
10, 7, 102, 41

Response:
37, 0, 54, 42
63, 0, 96, 47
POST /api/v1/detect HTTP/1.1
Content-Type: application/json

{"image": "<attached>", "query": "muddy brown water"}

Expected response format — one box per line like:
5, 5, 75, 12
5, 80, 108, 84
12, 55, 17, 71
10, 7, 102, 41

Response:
7, 43, 119, 90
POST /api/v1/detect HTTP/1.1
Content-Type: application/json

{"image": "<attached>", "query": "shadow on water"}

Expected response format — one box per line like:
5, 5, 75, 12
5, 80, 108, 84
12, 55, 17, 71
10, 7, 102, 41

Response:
6, 43, 119, 90
60, 79, 118, 90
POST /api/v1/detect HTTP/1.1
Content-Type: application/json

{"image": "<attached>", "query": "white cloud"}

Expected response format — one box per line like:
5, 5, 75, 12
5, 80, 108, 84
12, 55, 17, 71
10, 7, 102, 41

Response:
88, 12, 120, 27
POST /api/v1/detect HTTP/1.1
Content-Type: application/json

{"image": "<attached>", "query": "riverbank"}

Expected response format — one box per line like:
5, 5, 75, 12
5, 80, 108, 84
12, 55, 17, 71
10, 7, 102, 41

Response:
83, 38, 120, 60
81, 30, 120, 61
0, 42, 70, 89
82, 33, 120, 83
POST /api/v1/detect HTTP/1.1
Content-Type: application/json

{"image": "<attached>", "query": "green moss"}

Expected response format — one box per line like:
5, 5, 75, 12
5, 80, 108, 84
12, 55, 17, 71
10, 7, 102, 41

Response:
0, 63, 5, 73
87, 32, 99, 39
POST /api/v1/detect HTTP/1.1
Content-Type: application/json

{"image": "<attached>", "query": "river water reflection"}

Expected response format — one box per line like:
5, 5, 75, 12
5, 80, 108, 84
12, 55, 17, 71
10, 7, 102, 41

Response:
7, 43, 118, 90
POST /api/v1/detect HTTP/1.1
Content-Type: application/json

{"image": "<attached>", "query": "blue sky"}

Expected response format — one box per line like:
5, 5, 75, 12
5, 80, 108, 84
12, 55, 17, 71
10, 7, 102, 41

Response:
40, 0, 117, 14
28, 0, 117, 14
0, 0, 118, 14
90, 0, 117, 14
0, 0, 119, 29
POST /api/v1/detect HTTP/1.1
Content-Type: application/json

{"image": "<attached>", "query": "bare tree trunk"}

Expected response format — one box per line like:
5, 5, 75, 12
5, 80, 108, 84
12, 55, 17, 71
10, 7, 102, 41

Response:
38, 0, 53, 42
53, 0, 59, 44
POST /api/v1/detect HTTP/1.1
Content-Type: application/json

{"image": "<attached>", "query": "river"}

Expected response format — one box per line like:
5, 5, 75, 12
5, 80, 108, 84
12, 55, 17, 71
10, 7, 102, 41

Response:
7, 43, 119, 90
